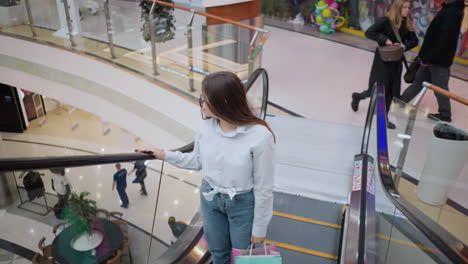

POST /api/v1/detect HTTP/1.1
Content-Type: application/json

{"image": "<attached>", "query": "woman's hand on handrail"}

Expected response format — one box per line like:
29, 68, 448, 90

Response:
135, 148, 166, 160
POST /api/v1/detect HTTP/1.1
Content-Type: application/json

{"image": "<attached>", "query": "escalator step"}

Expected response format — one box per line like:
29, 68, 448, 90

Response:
273, 192, 344, 226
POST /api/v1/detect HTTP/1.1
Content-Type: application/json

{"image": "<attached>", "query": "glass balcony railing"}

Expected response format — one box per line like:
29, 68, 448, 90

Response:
0, 0, 269, 98
372, 82, 468, 263
386, 87, 468, 247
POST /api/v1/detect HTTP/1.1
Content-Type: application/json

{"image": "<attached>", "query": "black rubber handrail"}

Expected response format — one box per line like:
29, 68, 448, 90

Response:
0, 68, 269, 172
373, 83, 468, 264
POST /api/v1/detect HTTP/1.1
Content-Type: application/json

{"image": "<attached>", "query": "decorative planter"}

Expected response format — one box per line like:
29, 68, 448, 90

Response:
71, 230, 104, 251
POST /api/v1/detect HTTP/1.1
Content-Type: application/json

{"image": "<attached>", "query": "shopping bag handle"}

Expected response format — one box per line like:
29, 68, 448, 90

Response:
248, 242, 268, 256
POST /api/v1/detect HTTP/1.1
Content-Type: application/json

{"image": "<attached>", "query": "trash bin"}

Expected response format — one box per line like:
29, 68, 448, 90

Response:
417, 123, 468, 205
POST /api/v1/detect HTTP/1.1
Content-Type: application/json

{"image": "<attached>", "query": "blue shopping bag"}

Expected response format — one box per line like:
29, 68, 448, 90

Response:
234, 244, 282, 264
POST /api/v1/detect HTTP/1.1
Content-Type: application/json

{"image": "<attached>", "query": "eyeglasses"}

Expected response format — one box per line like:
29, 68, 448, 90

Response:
198, 96, 205, 107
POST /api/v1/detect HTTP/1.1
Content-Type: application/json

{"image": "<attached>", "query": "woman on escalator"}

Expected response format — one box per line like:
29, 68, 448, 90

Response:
137, 71, 276, 264
350, 0, 418, 129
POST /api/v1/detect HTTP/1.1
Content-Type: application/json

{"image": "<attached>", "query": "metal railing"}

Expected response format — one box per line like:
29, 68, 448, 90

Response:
3, 0, 269, 96
393, 82, 468, 187
373, 83, 468, 264
423, 82, 468, 106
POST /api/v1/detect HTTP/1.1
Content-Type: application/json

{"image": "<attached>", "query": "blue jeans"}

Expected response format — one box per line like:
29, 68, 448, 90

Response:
117, 187, 129, 207
200, 180, 254, 264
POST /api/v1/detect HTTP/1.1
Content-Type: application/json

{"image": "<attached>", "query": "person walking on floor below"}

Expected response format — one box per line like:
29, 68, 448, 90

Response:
168, 216, 188, 238
113, 163, 129, 209
351, 0, 418, 129
400, 0, 465, 123
137, 71, 276, 264
129, 160, 148, 196
50, 167, 71, 204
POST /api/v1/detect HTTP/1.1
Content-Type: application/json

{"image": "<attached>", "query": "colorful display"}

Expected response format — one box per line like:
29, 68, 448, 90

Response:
261, 0, 467, 60
311, 0, 346, 34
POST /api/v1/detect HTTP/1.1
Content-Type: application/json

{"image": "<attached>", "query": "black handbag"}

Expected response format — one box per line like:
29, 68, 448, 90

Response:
403, 56, 421, 83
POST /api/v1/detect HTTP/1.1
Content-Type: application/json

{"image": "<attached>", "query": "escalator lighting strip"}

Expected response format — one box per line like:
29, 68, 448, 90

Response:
265, 240, 338, 260
273, 211, 342, 229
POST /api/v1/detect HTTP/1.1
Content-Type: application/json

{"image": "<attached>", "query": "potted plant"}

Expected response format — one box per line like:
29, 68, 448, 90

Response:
63, 192, 98, 243
140, 0, 176, 43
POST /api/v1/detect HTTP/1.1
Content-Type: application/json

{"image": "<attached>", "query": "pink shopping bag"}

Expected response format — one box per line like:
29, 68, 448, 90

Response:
231, 243, 281, 264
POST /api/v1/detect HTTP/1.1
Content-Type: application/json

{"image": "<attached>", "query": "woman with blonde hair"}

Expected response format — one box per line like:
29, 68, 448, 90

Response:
351, 0, 418, 129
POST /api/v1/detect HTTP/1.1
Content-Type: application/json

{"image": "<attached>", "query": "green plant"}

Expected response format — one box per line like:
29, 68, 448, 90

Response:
63, 192, 98, 236
140, 0, 176, 43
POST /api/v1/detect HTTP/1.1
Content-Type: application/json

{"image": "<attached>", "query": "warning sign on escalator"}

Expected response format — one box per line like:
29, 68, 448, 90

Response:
352, 160, 362, 191
367, 164, 376, 195
352, 159, 376, 195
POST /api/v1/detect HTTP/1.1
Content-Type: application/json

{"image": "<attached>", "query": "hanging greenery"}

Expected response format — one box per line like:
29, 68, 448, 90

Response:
140, 0, 176, 43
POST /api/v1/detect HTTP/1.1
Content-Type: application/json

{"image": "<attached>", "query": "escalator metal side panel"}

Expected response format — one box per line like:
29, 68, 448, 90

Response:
345, 154, 377, 264
155, 212, 209, 264
365, 157, 377, 263
344, 155, 365, 264
340, 208, 350, 264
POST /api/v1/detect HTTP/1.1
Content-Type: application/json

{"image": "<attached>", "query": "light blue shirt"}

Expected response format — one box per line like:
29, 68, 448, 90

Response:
165, 118, 275, 237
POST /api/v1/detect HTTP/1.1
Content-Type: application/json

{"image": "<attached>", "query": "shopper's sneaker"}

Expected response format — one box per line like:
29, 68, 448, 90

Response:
428, 113, 452, 122
120, 204, 128, 209
351, 93, 360, 112
387, 121, 396, 129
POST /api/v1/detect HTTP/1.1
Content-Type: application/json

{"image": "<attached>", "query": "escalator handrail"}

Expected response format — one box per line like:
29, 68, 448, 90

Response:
0, 68, 270, 172
374, 83, 468, 264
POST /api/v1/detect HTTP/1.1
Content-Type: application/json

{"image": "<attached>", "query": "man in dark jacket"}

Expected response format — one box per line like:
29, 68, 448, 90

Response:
113, 163, 129, 209
400, 0, 464, 122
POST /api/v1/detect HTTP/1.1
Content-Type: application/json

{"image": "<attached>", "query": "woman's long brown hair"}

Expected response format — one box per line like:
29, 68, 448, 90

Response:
387, 0, 414, 31
202, 71, 276, 142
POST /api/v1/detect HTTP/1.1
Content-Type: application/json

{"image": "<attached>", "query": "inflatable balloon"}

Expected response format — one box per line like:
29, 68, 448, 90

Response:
319, 24, 335, 34
316, 15, 325, 24
333, 16, 346, 29
317, 0, 327, 8
322, 8, 332, 18
311, 0, 347, 34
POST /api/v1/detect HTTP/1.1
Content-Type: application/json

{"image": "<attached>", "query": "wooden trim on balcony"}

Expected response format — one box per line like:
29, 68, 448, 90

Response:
206, 0, 260, 25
